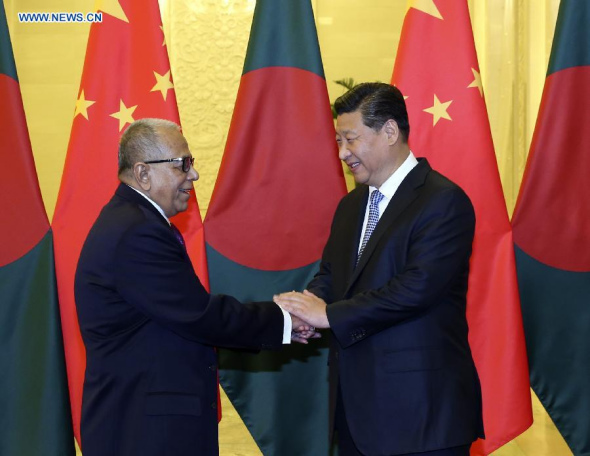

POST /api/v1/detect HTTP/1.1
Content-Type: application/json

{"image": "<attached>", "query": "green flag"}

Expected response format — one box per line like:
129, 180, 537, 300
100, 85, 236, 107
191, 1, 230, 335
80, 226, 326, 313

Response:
0, 3, 74, 455
204, 1, 346, 454
512, 0, 590, 453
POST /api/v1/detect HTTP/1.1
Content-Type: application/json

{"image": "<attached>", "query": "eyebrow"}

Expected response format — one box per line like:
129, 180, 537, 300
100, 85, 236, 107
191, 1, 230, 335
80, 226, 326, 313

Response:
336, 129, 358, 135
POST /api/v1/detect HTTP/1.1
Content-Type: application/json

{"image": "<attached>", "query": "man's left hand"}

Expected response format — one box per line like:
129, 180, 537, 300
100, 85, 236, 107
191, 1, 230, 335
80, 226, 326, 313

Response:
275, 290, 330, 329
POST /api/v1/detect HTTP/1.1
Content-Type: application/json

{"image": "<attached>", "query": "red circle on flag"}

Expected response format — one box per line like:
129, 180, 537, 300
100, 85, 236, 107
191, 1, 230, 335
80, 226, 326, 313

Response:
0, 76, 49, 266
513, 67, 590, 272
204, 67, 346, 271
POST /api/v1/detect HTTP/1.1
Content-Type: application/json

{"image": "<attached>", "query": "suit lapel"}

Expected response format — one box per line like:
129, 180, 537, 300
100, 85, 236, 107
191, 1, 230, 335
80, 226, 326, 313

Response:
345, 159, 431, 293
116, 184, 192, 263
343, 186, 370, 278
116, 183, 170, 228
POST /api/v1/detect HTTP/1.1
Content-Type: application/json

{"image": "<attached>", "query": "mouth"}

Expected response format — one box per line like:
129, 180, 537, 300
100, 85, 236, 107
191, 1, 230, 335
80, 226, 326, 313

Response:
179, 188, 192, 195
347, 162, 361, 172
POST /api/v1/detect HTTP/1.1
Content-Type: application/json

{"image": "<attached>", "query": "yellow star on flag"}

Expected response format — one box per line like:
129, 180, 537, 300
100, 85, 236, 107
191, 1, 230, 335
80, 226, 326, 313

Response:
94, 0, 129, 23
423, 94, 453, 126
110, 100, 137, 131
408, 0, 443, 20
74, 90, 96, 120
160, 25, 166, 47
468, 68, 483, 97
151, 70, 174, 101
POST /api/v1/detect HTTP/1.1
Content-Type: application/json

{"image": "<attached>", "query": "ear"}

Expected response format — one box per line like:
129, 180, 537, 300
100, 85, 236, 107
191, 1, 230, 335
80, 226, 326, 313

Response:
383, 119, 400, 146
133, 163, 151, 191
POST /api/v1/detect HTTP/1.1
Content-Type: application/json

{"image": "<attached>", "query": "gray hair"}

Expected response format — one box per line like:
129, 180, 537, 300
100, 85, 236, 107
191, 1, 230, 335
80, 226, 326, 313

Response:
118, 118, 180, 176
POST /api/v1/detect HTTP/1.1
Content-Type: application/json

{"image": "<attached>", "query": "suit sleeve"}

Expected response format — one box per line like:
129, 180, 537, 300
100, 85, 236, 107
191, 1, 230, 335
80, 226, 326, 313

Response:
306, 194, 355, 302
306, 215, 339, 303
113, 220, 284, 350
328, 187, 475, 348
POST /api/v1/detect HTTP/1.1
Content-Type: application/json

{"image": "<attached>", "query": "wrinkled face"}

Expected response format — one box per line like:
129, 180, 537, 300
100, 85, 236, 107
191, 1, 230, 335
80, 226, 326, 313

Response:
336, 110, 396, 188
147, 128, 198, 218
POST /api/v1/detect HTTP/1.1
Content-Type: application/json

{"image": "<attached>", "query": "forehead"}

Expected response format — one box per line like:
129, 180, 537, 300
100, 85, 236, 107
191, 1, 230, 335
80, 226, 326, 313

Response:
335, 111, 365, 135
157, 127, 189, 155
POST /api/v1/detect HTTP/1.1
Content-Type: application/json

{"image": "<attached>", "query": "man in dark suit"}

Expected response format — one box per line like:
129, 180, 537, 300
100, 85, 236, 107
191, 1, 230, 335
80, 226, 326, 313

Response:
75, 118, 315, 456
275, 83, 484, 456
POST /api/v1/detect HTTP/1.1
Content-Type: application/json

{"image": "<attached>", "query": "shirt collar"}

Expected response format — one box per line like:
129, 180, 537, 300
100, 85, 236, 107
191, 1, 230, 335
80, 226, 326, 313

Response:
369, 151, 418, 200
126, 185, 170, 225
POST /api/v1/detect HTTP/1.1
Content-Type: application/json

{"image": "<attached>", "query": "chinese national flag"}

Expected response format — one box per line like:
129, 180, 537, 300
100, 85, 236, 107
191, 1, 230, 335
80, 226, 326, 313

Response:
51, 0, 208, 445
392, 1, 532, 454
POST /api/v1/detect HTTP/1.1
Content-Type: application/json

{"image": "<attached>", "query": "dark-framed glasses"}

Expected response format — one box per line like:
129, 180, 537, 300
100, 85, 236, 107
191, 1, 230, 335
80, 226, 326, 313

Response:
144, 156, 195, 173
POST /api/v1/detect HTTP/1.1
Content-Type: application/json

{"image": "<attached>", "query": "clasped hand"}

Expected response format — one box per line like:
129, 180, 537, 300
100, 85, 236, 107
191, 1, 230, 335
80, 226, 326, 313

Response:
274, 290, 330, 344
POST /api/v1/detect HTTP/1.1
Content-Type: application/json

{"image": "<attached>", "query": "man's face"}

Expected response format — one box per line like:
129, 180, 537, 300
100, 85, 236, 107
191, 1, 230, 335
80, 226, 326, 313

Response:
147, 128, 198, 218
336, 110, 397, 188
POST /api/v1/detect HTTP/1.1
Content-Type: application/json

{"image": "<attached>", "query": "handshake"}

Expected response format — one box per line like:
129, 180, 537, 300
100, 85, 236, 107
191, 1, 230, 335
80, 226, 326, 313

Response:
273, 290, 330, 345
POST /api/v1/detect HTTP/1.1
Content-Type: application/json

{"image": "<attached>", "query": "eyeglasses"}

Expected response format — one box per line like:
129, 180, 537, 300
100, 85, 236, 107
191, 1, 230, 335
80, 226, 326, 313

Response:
144, 156, 195, 173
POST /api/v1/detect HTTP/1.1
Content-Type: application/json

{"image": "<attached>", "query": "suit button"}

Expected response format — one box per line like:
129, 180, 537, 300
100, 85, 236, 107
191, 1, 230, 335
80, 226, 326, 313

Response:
335, 351, 339, 360
209, 364, 216, 371
211, 402, 217, 409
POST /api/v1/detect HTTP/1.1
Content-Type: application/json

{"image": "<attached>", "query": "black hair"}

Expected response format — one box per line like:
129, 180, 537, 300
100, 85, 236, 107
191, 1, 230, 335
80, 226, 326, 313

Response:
334, 82, 409, 142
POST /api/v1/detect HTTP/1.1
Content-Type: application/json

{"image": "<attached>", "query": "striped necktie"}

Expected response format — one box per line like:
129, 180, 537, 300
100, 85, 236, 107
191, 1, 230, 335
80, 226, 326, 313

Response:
356, 190, 384, 266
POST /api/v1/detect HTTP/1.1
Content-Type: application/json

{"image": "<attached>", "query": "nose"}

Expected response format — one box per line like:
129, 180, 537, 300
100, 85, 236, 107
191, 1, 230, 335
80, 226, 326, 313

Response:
338, 143, 350, 161
187, 164, 199, 182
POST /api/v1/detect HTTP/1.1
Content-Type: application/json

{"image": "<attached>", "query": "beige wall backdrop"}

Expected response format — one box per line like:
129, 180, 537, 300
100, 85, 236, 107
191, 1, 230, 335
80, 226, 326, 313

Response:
5, 0, 571, 455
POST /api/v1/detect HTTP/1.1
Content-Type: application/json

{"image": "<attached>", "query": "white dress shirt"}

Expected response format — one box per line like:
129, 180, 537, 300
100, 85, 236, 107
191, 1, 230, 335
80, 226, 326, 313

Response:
358, 152, 419, 253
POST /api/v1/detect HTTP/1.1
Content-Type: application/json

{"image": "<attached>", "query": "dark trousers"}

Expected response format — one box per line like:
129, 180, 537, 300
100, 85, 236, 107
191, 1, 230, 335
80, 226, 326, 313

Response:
334, 388, 471, 456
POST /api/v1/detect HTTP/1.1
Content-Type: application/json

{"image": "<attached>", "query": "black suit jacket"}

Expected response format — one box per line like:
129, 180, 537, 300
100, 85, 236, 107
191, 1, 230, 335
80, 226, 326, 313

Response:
308, 159, 484, 455
75, 184, 283, 456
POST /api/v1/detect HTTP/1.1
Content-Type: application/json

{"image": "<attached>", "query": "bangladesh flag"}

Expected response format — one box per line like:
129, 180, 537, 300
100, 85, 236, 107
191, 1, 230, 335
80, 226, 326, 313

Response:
0, 3, 74, 455
512, 0, 590, 454
203, 1, 347, 454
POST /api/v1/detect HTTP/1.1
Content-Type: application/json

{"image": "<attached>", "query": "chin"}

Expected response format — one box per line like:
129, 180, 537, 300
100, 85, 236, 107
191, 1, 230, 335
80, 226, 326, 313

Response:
175, 204, 188, 214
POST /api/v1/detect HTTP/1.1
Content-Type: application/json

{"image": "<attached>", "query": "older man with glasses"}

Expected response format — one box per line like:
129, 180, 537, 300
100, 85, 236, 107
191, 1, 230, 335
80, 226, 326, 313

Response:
74, 118, 317, 456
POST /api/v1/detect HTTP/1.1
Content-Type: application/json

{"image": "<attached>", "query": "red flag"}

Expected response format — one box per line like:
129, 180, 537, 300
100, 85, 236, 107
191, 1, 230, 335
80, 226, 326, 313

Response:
51, 0, 208, 444
392, 1, 532, 454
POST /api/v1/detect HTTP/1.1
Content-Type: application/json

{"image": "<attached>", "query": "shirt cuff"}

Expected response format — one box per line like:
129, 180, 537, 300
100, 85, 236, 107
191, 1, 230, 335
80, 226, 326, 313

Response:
277, 305, 292, 344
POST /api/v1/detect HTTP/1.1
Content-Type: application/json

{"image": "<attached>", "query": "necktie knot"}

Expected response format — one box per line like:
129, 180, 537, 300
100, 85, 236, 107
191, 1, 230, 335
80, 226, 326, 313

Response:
370, 189, 384, 206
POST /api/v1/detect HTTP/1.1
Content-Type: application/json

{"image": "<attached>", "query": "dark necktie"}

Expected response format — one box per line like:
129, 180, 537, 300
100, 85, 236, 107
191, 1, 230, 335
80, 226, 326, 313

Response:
170, 223, 186, 250
356, 190, 384, 266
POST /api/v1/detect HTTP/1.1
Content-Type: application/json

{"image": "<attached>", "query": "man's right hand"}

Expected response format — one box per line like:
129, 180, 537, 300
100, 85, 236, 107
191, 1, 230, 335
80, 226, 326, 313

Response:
290, 314, 321, 344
